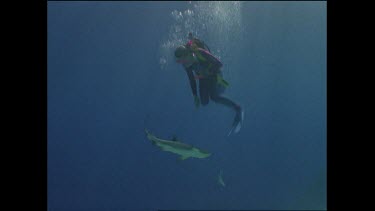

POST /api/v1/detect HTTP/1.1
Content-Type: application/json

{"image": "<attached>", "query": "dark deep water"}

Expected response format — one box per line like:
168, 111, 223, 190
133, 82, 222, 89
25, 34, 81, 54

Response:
48, 2, 326, 210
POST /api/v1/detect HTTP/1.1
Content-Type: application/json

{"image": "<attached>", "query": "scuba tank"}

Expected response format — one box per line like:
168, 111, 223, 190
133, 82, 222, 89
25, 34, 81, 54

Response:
186, 32, 211, 53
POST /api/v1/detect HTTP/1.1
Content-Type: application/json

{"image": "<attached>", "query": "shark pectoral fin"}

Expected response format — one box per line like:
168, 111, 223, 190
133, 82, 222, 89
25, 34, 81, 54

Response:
179, 155, 190, 160
158, 146, 167, 151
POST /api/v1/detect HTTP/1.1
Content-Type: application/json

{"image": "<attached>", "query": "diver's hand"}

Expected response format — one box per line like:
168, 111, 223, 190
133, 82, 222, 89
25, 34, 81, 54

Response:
194, 95, 200, 108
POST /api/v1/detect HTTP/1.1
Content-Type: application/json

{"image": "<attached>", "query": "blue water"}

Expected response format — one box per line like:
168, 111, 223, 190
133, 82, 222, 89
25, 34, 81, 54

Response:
48, 2, 326, 211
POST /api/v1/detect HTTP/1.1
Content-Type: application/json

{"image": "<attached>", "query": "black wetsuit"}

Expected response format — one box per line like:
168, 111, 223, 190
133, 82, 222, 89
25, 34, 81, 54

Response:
184, 48, 240, 112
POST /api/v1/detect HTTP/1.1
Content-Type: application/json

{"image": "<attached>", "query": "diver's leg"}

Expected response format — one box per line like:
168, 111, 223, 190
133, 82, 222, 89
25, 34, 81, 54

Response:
211, 93, 243, 129
208, 77, 241, 111
208, 77, 243, 129
211, 94, 241, 112
199, 79, 210, 106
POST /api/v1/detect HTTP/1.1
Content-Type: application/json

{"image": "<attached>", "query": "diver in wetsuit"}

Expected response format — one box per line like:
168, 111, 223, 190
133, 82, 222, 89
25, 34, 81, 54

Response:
175, 33, 244, 135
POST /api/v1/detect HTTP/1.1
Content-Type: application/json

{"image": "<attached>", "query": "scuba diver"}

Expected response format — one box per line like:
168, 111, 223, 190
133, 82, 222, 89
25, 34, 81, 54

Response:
174, 33, 244, 135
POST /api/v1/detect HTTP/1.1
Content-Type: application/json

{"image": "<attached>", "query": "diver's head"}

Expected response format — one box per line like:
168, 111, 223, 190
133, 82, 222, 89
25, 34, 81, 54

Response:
174, 45, 189, 58
175, 45, 197, 67
188, 32, 193, 40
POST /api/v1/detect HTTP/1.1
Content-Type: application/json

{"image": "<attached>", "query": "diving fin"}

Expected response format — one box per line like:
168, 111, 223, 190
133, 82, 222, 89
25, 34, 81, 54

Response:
228, 109, 244, 136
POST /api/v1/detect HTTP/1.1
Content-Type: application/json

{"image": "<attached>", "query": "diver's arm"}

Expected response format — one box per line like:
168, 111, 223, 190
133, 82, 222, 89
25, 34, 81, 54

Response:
185, 67, 198, 97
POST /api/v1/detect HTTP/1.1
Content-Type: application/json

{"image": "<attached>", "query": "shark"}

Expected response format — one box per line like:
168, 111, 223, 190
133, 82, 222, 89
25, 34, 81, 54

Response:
145, 129, 211, 160
217, 169, 226, 187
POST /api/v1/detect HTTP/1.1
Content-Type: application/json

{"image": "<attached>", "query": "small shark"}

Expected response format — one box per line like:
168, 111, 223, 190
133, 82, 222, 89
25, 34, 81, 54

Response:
217, 169, 226, 187
145, 129, 211, 160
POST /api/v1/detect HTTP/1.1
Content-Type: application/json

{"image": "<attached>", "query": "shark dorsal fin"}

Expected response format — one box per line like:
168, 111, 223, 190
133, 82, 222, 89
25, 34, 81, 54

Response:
171, 135, 179, 142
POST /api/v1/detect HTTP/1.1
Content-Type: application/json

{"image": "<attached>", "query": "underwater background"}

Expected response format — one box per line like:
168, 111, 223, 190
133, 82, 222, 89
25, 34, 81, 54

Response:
48, 1, 326, 211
